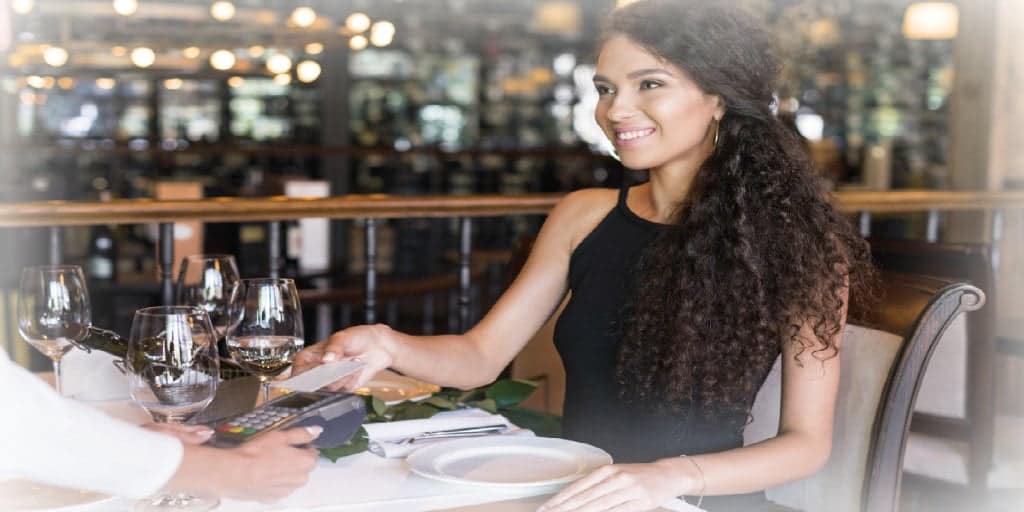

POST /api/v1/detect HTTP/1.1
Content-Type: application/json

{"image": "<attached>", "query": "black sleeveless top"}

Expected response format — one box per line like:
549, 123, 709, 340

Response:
553, 185, 770, 511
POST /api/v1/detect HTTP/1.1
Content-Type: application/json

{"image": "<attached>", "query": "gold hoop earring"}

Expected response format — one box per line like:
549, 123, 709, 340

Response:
712, 119, 721, 148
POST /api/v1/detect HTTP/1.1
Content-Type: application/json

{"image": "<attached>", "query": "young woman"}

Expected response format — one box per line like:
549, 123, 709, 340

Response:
294, 1, 873, 510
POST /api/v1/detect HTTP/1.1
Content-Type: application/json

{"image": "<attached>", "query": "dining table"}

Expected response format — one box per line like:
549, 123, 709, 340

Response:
13, 355, 702, 512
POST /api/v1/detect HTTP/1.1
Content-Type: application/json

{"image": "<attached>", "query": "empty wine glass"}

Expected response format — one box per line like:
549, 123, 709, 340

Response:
127, 306, 219, 511
226, 278, 304, 403
18, 265, 91, 395
176, 254, 240, 338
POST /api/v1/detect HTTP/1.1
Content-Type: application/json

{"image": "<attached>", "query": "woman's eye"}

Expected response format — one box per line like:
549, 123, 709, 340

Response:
640, 80, 663, 90
595, 84, 614, 95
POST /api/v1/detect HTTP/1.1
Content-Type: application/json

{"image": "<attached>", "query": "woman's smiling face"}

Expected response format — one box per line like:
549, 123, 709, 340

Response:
594, 35, 723, 172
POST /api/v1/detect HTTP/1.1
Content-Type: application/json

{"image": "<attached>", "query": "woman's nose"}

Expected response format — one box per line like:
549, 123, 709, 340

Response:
606, 95, 637, 122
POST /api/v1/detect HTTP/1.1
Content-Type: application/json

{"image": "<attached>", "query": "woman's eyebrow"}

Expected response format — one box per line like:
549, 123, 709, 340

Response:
593, 68, 674, 83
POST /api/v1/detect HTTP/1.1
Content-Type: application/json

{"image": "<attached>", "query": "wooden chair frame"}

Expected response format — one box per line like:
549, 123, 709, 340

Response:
850, 272, 986, 511
868, 239, 997, 491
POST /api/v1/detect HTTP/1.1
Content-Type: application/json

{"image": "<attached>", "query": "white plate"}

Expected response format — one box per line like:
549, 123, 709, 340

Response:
407, 436, 612, 488
355, 369, 441, 405
0, 479, 114, 511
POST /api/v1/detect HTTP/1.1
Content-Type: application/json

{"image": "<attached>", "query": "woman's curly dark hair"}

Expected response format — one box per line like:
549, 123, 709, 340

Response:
608, 0, 875, 426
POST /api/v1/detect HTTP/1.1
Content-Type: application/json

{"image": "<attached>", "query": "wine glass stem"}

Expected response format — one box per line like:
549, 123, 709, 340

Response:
52, 358, 62, 396
261, 380, 271, 404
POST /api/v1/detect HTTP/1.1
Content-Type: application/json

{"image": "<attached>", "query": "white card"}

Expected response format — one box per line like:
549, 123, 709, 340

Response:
272, 360, 366, 392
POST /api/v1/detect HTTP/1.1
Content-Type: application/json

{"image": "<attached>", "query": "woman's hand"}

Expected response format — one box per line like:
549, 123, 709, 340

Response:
142, 422, 213, 445
537, 461, 688, 512
291, 324, 397, 392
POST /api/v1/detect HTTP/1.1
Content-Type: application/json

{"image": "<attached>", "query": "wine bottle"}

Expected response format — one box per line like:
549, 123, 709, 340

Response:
86, 224, 117, 282
78, 326, 128, 359
79, 326, 246, 380
284, 219, 301, 278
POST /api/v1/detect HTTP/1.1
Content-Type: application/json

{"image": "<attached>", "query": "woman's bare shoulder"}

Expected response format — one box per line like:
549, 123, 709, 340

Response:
548, 188, 619, 250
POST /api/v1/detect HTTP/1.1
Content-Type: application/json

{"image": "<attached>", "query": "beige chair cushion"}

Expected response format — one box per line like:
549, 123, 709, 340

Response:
914, 313, 967, 418
901, 313, 973, 484
744, 325, 904, 512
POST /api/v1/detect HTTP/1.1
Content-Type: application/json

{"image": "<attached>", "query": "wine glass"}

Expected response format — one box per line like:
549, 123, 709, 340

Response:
176, 254, 240, 338
226, 278, 304, 403
126, 306, 219, 512
18, 265, 91, 395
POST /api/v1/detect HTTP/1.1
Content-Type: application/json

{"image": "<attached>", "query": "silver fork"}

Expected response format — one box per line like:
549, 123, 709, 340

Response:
395, 423, 510, 445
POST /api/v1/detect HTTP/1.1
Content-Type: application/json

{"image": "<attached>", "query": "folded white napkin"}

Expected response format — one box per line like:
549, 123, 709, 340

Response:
60, 349, 129, 401
364, 408, 533, 458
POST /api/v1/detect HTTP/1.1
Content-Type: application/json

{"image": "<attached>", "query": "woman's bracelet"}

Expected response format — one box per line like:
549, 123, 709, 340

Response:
679, 454, 706, 508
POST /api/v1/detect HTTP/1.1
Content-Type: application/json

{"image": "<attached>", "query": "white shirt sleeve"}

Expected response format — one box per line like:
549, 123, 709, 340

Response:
0, 347, 184, 499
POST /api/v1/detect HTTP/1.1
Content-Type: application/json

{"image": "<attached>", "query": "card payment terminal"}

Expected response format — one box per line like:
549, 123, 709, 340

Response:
206, 391, 366, 449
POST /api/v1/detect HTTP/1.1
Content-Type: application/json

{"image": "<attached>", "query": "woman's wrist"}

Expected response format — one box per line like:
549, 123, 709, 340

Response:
658, 455, 706, 500
371, 323, 400, 368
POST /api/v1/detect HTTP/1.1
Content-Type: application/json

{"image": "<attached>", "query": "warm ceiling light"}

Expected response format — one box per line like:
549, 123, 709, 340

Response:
95, 78, 116, 90
296, 60, 321, 83
112, 0, 138, 16
305, 42, 323, 55
183, 46, 201, 59
903, 2, 959, 39
290, 7, 316, 28
227, 76, 245, 88
11, 0, 34, 15
163, 78, 183, 90
265, 54, 292, 74
26, 75, 46, 88
345, 13, 371, 33
535, 1, 580, 35
209, 49, 236, 70
130, 47, 156, 68
273, 73, 291, 86
349, 35, 368, 51
7, 53, 26, 67
57, 77, 75, 89
248, 45, 265, 57
40, 76, 55, 89
370, 21, 395, 47
111, 46, 128, 57
210, 1, 235, 22
43, 46, 69, 67
370, 32, 393, 47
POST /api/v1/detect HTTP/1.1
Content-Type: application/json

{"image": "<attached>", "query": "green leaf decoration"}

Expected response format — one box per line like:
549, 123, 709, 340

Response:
371, 396, 388, 416
484, 379, 538, 408
319, 426, 369, 462
456, 389, 482, 403
423, 396, 457, 410
391, 403, 442, 421
467, 398, 498, 413
501, 406, 562, 438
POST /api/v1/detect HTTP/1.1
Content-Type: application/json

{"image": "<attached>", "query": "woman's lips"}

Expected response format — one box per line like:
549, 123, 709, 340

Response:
614, 127, 655, 148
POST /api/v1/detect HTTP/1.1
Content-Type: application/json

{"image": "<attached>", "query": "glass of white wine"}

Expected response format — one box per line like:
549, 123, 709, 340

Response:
226, 278, 304, 402
17, 265, 91, 395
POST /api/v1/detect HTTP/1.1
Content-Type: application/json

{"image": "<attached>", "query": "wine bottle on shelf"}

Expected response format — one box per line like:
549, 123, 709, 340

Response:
284, 219, 301, 278
87, 190, 118, 282
87, 224, 117, 282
